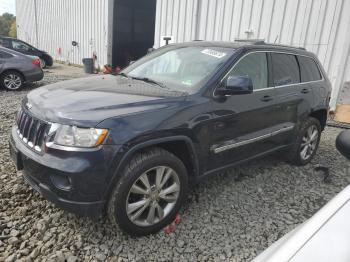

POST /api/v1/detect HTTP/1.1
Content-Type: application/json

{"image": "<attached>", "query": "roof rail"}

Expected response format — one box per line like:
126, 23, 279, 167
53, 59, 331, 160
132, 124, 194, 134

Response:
234, 39, 266, 45
254, 41, 307, 51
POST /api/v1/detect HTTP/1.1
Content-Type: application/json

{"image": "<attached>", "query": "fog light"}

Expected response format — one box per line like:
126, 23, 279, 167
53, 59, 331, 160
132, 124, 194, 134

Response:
50, 174, 72, 191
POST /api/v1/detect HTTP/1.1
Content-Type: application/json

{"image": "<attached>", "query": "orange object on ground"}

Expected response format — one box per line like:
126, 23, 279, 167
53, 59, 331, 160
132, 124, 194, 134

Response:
164, 213, 181, 234
103, 65, 113, 74
334, 104, 350, 124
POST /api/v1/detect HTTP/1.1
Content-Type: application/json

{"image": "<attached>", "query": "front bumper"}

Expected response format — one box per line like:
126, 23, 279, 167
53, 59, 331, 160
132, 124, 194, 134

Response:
9, 126, 120, 217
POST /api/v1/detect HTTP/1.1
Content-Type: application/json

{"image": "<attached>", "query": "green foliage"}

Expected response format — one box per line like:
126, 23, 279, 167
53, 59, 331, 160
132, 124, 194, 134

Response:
9, 21, 17, 37
0, 13, 16, 37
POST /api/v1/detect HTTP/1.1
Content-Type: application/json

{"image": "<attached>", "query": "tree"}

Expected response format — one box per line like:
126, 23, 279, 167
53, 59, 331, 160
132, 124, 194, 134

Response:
0, 13, 16, 37
9, 21, 17, 37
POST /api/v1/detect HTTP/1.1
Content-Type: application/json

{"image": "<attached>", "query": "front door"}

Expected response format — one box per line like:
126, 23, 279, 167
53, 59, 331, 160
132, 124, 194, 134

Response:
207, 51, 282, 171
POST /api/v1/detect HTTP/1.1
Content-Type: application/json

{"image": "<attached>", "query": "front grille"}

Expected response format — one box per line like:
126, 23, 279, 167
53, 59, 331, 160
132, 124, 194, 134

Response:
16, 109, 49, 153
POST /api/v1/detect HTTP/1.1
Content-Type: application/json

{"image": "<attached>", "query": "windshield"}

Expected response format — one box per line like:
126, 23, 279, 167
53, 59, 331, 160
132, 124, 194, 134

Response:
122, 46, 235, 92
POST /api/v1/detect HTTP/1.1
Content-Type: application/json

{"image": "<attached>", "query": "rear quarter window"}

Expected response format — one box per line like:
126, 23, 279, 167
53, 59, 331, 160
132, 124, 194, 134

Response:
298, 56, 322, 82
271, 53, 300, 86
0, 38, 11, 48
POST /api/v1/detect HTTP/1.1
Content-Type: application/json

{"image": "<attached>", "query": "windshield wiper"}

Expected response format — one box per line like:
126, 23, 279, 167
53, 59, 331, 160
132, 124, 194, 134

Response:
131, 76, 168, 89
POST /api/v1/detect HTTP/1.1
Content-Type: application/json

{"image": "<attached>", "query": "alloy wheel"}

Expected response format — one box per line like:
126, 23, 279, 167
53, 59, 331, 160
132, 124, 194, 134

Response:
126, 166, 180, 227
3, 74, 22, 90
300, 125, 319, 161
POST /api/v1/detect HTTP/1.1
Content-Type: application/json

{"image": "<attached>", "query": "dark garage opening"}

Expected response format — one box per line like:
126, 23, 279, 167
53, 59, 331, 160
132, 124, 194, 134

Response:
112, 0, 156, 68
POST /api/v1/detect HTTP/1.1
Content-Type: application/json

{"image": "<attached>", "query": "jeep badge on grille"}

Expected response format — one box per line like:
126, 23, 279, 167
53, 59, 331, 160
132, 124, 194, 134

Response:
26, 102, 32, 109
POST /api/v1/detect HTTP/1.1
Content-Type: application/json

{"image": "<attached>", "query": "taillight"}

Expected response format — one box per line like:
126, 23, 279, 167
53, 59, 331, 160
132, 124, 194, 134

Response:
32, 59, 41, 67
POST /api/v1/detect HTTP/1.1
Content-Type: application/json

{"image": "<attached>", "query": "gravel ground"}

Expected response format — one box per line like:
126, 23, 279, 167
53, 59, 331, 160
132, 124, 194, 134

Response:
1, 68, 350, 262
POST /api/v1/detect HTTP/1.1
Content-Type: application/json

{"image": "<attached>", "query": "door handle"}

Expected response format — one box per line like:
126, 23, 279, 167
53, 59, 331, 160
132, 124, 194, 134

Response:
260, 95, 273, 102
301, 88, 310, 94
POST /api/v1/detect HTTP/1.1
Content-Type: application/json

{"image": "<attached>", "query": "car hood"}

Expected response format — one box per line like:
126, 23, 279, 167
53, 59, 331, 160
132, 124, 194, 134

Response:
25, 75, 187, 126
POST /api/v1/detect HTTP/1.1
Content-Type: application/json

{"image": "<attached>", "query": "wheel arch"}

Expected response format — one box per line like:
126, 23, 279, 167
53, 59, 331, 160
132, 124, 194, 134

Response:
310, 109, 328, 130
0, 69, 26, 82
104, 136, 199, 202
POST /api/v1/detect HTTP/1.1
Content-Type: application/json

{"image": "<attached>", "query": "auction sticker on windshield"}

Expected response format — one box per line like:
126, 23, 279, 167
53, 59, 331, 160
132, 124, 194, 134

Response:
201, 49, 227, 59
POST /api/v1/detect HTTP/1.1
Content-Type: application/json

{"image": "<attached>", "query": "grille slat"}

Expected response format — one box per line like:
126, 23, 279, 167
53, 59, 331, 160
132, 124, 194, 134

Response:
35, 123, 46, 147
24, 117, 34, 141
28, 119, 38, 145
16, 109, 49, 153
19, 112, 27, 134
32, 120, 41, 146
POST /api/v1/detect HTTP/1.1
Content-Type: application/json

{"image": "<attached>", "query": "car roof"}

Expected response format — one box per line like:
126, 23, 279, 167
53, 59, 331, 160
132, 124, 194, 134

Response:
173, 40, 313, 57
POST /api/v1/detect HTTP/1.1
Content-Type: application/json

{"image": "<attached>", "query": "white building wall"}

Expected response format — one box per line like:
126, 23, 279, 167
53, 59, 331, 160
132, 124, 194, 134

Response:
16, 0, 112, 67
154, 0, 350, 110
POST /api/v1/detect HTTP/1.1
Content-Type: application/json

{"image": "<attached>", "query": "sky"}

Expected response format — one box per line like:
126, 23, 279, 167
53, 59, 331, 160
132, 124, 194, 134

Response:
0, 0, 16, 15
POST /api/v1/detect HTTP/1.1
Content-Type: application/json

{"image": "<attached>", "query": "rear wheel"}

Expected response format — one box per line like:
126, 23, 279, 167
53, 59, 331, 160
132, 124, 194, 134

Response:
108, 148, 188, 236
0, 71, 24, 91
285, 117, 321, 165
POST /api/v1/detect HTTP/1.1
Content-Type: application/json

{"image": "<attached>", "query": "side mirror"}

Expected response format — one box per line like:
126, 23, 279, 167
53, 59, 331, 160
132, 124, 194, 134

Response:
216, 75, 253, 96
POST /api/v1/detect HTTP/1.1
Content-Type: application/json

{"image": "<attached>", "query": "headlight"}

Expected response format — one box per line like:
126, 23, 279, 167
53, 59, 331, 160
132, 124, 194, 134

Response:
53, 125, 108, 148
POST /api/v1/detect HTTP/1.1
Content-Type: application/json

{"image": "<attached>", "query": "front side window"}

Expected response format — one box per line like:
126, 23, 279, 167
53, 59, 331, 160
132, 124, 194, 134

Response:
123, 46, 235, 92
12, 40, 30, 51
227, 52, 268, 90
298, 56, 322, 82
272, 53, 300, 86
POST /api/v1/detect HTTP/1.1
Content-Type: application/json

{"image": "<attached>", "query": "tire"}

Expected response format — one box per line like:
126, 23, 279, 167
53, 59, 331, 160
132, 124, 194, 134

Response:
0, 71, 24, 91
108, 147, 188, 236
43, 54, 53, 67
40, 58, 47, 69
285, 117, 322, 166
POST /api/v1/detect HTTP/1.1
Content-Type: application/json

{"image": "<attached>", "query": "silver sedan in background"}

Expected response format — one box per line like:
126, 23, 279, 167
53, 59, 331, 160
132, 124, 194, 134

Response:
0, 47, 43, 91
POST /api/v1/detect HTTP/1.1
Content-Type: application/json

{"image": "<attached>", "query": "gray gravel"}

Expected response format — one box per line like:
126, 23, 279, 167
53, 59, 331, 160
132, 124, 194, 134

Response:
1, 69, 350, 261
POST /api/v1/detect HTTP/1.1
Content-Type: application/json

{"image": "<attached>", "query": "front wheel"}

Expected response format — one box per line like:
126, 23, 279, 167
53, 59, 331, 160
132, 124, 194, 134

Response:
285, 117, 321, 166
108, 148, 188, 236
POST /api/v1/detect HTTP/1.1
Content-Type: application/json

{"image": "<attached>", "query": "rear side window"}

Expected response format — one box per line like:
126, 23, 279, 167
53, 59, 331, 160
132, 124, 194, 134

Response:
0, 51, 13, 58
272, 53, 300, 86
298, 56, 322, 82
228, 52, 268, 90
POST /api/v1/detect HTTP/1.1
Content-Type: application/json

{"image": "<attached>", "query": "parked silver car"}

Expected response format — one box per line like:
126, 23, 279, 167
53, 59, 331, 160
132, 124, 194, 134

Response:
253, 130, 350, 262
0, 47, 43, 91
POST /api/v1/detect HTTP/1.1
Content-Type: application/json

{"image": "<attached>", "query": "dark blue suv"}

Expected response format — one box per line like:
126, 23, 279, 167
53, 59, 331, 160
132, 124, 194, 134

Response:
9, 41, 331, 235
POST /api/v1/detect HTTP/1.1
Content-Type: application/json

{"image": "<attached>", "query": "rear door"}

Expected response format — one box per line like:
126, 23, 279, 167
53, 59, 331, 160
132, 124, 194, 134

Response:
0, 50, 13, 71
0, 51, 5, 71
297, 55, 327, 108
271, 52, 312, 145
208, 51, 281, 170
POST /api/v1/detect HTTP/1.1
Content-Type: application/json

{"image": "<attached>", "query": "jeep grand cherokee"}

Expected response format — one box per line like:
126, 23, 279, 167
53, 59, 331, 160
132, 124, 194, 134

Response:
9, 41, 331, 235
